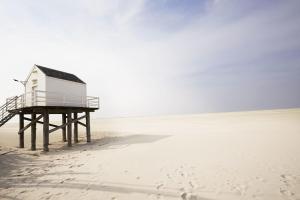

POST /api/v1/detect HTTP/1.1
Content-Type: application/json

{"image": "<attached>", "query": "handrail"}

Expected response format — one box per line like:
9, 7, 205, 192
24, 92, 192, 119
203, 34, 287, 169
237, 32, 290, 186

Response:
0, 95, 20, 122
0, 96, 17, 111
0, 96, 17, 110
1, 90, 99, 111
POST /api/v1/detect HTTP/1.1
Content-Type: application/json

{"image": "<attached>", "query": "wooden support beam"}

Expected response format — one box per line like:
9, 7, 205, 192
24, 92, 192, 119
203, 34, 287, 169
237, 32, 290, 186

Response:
86, 111, 91, 142
24, 117, 58, 128
62, 114, 66, 142
77, 121, 86, 127
8, 106, 97, 115
49, 115, 85, 134
19, 114, 24, 148
10, 105, 98, 152
43, 111, 49, 152
67, 112, 72, 147
31, 113, 36, 151
74, 113, 78, 143
18, 115, 43, 134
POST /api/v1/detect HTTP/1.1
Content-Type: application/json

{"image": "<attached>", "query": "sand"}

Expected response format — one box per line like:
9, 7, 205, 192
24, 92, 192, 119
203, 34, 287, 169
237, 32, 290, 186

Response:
0, 109, 300, 200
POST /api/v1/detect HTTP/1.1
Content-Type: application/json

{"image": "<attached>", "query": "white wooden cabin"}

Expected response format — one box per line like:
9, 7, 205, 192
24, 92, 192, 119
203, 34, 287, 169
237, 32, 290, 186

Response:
0, 64, 99, 150
24, 65, 88, 107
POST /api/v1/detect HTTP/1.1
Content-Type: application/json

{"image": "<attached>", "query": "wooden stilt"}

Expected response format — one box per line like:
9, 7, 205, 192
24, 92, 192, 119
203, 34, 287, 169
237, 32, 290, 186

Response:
62, 114, 67, 142
43, 111, 49, 152
86, 111, 91, 142
31, 113, 36, 151
67, 112, 72, 147
19, 114, 24, 148
74, 113, 78, 143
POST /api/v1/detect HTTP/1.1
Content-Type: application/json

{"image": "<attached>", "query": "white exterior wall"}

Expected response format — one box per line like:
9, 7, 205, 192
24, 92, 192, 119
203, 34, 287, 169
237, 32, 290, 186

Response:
25, 66, 46, 106
45, 76, 87, 107
24, 66, 87, 107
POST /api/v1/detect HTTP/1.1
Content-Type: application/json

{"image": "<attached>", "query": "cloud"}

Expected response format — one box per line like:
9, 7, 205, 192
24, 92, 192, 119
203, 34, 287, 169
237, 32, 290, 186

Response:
0, 0, 299, 117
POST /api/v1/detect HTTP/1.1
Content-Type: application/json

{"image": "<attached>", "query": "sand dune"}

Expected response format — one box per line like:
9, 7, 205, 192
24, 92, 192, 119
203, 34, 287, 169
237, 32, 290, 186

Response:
0, 109, 300, 200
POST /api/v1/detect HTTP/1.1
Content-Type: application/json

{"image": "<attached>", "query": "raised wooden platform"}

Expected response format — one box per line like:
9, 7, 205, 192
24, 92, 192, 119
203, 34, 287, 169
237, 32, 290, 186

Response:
9, 106, 98, 114
8, 106, 98, 152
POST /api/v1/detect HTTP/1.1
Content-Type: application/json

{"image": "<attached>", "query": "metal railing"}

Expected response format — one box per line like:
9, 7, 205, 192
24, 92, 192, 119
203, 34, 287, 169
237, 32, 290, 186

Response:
3, 90, 99, 110
0, 95, 20, 123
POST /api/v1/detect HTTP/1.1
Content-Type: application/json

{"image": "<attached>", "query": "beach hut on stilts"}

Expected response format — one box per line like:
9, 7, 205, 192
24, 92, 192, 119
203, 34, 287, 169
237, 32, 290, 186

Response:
0, 64, 99, 151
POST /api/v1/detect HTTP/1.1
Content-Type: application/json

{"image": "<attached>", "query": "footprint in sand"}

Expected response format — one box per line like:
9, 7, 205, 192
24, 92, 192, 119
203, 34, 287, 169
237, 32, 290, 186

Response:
156, 183, 164, 190
44, 196, 52, 200
280, 174, 295, 185
188, 181, 197, 189
231, 184, 248, 196
59, 178, 75, 184
255, 176, 266, 182
55, 192, 63, 196
166, 173, 171, 179
43, 192, 52, 200
181, 192, 201, 200
279, 174, 298, 197
280, 188, 295, 197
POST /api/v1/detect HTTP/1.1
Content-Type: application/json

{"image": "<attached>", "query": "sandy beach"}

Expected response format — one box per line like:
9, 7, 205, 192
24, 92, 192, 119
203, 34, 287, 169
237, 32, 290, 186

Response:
0, 109, 300, 200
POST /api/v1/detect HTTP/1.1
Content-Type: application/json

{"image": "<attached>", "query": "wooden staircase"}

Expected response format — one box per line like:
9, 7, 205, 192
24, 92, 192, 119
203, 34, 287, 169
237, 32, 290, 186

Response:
0, 96, 19, 127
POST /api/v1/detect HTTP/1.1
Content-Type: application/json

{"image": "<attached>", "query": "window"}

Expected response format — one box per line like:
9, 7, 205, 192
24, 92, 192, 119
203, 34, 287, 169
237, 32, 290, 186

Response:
32, 79, 38, 85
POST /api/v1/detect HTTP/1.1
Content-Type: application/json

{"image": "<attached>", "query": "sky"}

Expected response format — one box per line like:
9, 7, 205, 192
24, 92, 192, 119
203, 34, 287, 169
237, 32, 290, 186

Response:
0, 0, 300, 117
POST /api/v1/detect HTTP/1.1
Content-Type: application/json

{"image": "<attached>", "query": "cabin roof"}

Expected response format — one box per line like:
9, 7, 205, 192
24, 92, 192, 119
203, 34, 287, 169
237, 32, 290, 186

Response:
35, 65, 86, 84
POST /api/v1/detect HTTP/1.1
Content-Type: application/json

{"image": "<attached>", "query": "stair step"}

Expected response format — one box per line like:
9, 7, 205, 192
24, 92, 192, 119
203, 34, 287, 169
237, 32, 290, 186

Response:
0, 113, 16, 127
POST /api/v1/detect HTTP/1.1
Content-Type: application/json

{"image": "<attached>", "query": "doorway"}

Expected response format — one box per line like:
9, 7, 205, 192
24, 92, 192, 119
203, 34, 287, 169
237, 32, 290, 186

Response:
32, 86, 37, 106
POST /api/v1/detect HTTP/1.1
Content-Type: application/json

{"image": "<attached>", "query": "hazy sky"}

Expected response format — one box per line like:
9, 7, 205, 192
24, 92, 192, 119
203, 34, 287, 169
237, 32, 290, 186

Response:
0, 0, 300, 117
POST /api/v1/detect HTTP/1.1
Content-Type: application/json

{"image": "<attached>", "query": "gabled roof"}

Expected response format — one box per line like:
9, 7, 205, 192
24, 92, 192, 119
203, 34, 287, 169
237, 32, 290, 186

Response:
35, 65, 85, 84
